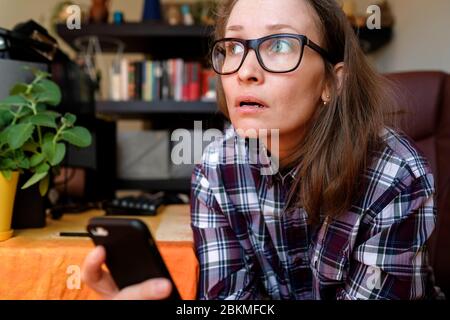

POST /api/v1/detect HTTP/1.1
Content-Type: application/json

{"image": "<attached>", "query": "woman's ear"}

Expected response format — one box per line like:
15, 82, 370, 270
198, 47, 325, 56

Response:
321, 62, 345, 102
334, 62, 345, 93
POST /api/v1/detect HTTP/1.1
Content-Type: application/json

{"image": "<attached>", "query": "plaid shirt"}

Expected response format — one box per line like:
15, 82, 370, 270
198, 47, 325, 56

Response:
190, 126, 441, 300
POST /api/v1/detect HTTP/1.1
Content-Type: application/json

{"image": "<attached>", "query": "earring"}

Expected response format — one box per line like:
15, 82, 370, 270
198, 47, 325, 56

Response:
323, 95, 330, 105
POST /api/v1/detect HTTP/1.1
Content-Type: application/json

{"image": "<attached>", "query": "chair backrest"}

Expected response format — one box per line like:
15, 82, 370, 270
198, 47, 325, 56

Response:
386, 71, 450, 296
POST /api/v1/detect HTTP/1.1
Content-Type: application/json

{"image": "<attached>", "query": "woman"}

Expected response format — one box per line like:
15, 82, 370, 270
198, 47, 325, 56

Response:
83, 0, 441, 300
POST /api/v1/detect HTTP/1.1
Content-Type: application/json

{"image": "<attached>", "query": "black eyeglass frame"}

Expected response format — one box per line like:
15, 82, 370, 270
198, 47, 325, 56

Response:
211, 33, 337, 75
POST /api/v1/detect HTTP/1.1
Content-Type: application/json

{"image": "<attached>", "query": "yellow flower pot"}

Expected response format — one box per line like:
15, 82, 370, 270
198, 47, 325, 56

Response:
0, 172, 19, 241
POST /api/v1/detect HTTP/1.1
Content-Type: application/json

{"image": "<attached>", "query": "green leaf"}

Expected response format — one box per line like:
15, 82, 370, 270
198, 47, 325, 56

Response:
41, 133, 66, 166
39, 174, 50, 196
36, 103, 47, 112
30, 153, 45, 167
50, 143, 66, 166
41, 110, 61, 118
62, 113, 77, 127
33, 79, 61, 106
32, 68, 51, 79
7, 123, 35, 150
29, 114, 57, 128
36, 162, 50, 174
22, 141, 39, 153
42, 133, 56, 162
0, 134, 6, 148
0, 158, 16, 170
1, 170, 12, 180
60, 127, 92, 147
0, 95, 29, 107
10, 83, 29, 95
0, 110, 14, 127
21, 171, 48, 190
16, 107, 33, 119
17, 156, 30, 170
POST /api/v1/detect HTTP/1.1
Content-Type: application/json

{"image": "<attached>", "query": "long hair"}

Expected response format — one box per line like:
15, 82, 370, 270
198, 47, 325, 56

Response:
213, 0, 397, 224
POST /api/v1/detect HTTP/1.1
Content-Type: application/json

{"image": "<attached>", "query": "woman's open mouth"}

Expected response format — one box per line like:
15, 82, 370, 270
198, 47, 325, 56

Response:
235, 96, 269, 113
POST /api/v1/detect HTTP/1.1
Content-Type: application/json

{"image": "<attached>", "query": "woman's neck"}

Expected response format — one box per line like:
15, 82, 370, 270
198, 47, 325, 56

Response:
266, 130, 305, 169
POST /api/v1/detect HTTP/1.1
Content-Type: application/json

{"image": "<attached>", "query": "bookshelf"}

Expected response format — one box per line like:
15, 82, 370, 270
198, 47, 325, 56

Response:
57, 23, 223, 194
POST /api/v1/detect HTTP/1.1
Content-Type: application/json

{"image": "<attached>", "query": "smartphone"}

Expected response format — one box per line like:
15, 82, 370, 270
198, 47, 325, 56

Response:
86, 217, 181, 300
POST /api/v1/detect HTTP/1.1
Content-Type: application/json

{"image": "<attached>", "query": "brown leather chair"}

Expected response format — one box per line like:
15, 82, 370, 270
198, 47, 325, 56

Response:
386, 71, 450, 296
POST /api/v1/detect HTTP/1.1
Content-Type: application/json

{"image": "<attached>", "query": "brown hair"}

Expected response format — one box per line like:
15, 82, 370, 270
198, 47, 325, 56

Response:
213, 0, 397, 223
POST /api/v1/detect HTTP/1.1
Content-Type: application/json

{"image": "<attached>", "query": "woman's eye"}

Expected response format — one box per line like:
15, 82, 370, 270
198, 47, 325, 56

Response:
269, 39, 292, 53
226, 43, 244, 55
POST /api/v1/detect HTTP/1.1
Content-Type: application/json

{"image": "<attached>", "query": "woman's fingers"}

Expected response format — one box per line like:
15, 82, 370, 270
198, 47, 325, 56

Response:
81, 246, 119, 298
82, 246, 172, 300
113, 278, 173, 300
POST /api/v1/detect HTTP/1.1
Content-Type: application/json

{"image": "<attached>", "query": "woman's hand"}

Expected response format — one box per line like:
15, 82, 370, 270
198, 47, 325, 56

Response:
81, 246, 173, 300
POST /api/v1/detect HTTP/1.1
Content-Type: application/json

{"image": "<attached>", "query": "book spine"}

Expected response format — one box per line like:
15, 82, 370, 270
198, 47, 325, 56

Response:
182, 61, 190, 101
142, 61, 148, 101
120, 58, 129, 101
175, 59, 183, 101
135, 61, 142, 100
153, 61, 162, 101
128, 62, 135, 100
148, 60, 155, 101
161, 60, 170, 100
110, 63, 121, 101
190, 62, 200, 101
168, 59, 175, 101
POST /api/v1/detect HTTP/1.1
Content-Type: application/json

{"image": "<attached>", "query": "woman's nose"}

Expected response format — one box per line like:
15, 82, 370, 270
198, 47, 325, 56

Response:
237, 50, 264, 84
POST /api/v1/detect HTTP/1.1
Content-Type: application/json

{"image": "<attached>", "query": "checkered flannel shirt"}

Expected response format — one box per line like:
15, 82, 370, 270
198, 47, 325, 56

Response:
190, 126, 441, 300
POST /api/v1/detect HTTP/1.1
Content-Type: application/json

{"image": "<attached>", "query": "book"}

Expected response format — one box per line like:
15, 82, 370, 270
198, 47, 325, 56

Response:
174, 59, 184, 101
109, 62, 121, 101
182, 61, 190, 101
120, 58, 129, 101
189, 62, 201, 101
153, 60, 163, 100
128, 62, 135, 100
161, 60, 170, 100
134, 61, 142, 100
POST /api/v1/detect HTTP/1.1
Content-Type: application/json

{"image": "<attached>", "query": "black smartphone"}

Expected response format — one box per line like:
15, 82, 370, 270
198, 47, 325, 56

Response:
86, 217, 181, 300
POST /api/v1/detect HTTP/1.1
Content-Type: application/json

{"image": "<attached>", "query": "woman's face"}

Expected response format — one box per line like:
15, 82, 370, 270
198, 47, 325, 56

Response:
222, 0, 327, 141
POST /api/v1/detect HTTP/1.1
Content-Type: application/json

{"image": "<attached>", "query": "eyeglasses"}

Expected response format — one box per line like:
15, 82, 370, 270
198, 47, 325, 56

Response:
211, 33, 336, 75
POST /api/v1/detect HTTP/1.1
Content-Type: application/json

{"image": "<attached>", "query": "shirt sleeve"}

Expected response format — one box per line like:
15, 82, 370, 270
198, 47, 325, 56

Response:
190, 164, 263, 300
337, 172, 438, 300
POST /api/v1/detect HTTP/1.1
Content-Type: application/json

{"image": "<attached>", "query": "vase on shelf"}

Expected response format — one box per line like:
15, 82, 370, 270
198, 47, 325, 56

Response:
142, 0, 162, 21
89, 0, 110, 24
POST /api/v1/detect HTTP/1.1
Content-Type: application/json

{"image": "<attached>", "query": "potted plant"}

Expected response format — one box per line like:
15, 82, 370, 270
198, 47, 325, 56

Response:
0, 67, 92, 241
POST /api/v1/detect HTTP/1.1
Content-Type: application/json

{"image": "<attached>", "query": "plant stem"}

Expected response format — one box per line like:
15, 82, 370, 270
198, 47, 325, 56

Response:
53, 123, 67, 144
11, 106, 22, 125
37, 127, 43, 146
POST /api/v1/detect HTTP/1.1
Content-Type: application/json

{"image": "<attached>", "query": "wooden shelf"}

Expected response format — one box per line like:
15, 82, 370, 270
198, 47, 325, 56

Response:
56, 22, 392, 58
56, 23, 214, 59
96, 100, 218, 116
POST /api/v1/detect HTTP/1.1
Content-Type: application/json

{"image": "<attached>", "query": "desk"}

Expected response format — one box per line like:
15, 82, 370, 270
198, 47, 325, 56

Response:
0, 205, 199, 300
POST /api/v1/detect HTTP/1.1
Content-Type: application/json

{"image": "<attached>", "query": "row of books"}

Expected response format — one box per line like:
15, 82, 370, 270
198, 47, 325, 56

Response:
109, 58, 217, 102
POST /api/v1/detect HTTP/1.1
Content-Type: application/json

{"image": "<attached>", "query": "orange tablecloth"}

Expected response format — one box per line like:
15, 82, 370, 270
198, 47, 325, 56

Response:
0, 205, 199, 300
